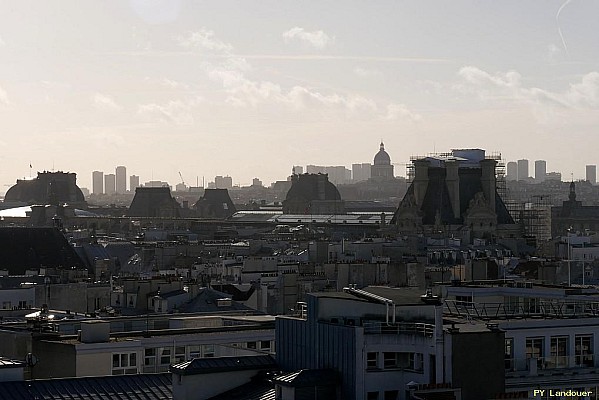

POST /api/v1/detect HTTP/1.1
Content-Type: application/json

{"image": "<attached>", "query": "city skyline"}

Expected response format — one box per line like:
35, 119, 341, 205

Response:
1, 1, 599, 191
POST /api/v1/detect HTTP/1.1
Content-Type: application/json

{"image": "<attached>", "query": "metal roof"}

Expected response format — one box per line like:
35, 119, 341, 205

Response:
170, 355, 276, 376
274, 369, 339, 387
0, 373, 172, 400
0, 358, 25, 369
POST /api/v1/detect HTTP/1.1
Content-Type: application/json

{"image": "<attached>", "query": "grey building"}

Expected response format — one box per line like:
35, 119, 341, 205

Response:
517, 159, 529, 181
92, 171, 104, 195
116, 166, 127, 194
586, 165, 596, 185
535, 160, 546, 182
104, 173, 116, 195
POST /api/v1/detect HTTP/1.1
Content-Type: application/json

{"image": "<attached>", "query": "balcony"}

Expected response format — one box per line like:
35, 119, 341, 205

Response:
363, 321, 435, 337
506, 355, 595, 376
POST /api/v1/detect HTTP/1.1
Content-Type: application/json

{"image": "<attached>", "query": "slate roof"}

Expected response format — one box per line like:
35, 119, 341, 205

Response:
194, 189, 237, 219
274, 369, 339, 387
392, 165, 515, 226
4, 172, 86, 206
127, 187, 180, 218
207, 372, 277, 400
177, 287, 255, 313
0, 227, 86, 274
170, 355, 276, 376
0, 373, 172, 400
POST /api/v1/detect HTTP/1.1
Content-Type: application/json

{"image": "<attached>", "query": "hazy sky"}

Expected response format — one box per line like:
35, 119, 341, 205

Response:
1, 1, 598, 191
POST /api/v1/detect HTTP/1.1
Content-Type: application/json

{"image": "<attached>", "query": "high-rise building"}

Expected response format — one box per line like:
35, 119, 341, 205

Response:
104, 174, 116, 195
130, 175, 140, 191
92, 171, 104, 194
506, 162, 518, 181
535, 160, 546, 182
252, 178, 263, 187
115, 166, 127, 194
517, 159, 529, 181
214, 175, 233, 189
587, 165, 597, 185
352, 163, 371, 182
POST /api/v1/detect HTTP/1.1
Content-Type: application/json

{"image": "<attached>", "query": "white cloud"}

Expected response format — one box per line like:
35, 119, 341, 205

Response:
177, 29, 233, 53
385, 104, 422, 122
137, 97, 203, 125
0, 85, 9, 105
458, 66, 599, 109
282, 27, 334, 50
92, 93, 122, 111
176, 27, 418, 122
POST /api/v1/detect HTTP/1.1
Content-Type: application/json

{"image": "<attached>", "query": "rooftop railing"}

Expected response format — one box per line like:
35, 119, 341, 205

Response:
363, 321, 435, 337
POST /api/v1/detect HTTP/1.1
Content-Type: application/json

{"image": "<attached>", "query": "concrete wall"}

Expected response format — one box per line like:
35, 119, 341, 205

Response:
32, 340, 76, 379
450, 331, 505, 400
76, 351, 112, 377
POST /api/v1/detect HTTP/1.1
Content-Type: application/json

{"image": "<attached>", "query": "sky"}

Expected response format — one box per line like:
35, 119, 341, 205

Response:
1, 0, 598, 192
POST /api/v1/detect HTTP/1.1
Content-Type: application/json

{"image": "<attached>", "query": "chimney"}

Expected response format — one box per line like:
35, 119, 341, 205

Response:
480, 159, 496, 213
445, 160, 460, 218
413, 159, 430, 207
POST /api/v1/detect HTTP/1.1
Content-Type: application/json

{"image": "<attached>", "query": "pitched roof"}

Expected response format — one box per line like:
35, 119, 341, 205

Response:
170, 355, 276, 376
0, 373, 172, 400
274, 369, 339, 387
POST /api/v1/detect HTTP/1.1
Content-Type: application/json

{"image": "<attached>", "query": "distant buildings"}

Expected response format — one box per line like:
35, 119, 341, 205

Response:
92, 171, 104, 195
517, 159, 529, 181
306, 165, 351, 185
291, 166, 303, 175
283, 173, 345, 214
370, 141, 394, 180
506, 161, 518, 181
130, 175, 140, 191
127, 187, 180, 217
104, 174, 116, 195
392, 149, 517, 240
194, 188, 237, 219
4, 171, 86, 207
587, 165, 597, 185
115, 166, 127, 194
214, 175, 233, 189
535, 160, 546, 182
352, 163, 371, 182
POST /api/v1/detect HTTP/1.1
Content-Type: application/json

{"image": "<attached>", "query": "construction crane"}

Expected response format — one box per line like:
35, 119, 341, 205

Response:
178, 171, 185, 185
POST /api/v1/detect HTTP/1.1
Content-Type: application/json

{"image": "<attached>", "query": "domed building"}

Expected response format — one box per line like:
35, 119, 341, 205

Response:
283, 173, 345, 214
371, 142, 394, 180
4, 171, 87, 207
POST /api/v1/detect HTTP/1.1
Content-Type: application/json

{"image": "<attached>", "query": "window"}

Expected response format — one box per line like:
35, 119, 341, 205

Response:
246, 341, 257, 350
550, 336, 568, 368
174, 346, 186, 363
575, 335, 593, 367
112, 352, 137, 375
367, 352, 378, 370
188, 345, 201, 360
384, 352, 398, 369
409, 353, 424, 372
526, 337, 544, 369
367, 392, 379, 400
384, 390, 399, 400
505, 338, 514, 371
159, 348, 171, 365
260, 340, 271, 351
203, 344, 215, 357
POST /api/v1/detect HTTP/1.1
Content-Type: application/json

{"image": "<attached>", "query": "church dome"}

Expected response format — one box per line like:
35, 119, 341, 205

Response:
374, 142, 391, 165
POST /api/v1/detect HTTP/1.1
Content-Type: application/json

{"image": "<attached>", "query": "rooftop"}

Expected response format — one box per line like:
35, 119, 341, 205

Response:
0, 373, 171, 400
170, 355, 276, 376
